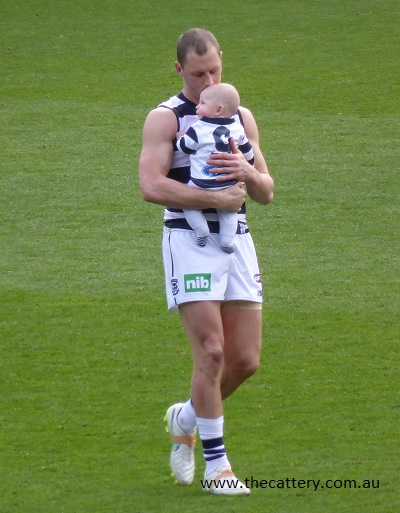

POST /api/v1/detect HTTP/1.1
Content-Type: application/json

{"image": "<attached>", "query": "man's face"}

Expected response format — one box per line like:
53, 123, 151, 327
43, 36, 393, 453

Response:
176, 47, 222, 103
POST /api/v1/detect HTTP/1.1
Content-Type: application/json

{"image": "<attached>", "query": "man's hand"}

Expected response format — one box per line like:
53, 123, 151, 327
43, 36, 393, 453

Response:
217, 181, 246, 212
207, 133, 274, 206
207, 138, 256, 183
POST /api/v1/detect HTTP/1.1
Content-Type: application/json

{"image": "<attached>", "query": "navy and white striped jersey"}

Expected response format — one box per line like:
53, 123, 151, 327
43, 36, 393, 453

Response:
178, 116, 254, 189
158, 92, 249, 223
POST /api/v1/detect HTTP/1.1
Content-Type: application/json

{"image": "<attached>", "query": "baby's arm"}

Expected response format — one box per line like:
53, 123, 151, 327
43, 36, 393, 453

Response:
177, 126, 198, 155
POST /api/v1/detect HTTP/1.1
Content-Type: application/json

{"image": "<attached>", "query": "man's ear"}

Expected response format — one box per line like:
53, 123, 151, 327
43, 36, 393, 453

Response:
175, 61, 183, 76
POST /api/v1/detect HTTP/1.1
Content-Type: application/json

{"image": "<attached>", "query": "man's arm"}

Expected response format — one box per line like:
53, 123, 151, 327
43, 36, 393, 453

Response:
139, 107, 246, 212
207, 107, 274, 205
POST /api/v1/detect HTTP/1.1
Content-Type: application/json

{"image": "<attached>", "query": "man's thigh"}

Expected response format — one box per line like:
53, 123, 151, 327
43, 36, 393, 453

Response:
221, 305, 262, 365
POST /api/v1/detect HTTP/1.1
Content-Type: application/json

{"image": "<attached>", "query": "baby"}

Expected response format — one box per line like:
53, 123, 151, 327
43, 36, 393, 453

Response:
178, 83, 254, 253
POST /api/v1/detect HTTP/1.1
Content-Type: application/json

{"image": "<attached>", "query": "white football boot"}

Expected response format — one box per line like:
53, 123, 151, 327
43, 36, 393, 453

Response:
165, 403, 196, 485
203, 466, 251, 495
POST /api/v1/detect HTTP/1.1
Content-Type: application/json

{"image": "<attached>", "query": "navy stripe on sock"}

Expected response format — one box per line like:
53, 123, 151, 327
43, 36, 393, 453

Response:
201, 437, 226, 462
201, 437, 224, 450
204, 448, 224, 455
205, 454, 226, 462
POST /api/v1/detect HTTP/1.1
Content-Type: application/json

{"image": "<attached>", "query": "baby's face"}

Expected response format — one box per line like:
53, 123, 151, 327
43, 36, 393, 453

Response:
196, 91, 222, 118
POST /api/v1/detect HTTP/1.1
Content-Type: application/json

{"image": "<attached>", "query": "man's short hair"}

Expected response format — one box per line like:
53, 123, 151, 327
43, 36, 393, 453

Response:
177, 28, 221, 67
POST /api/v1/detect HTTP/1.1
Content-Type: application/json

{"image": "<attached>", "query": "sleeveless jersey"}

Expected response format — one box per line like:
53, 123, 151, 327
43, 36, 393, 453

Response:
158, 92, 248, 223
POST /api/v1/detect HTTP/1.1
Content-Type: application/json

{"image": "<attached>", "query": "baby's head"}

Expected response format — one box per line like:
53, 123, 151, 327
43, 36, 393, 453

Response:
196, 83, 240, 119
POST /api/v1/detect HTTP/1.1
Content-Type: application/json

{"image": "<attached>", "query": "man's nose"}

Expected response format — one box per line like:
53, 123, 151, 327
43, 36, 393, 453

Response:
204, 73, 214, 87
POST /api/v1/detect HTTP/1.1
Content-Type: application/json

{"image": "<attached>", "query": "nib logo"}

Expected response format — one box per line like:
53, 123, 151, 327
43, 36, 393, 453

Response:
184, 273, 211, 292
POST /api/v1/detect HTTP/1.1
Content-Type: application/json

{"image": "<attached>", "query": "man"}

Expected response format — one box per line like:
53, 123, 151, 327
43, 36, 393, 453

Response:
139, 28, 274, 495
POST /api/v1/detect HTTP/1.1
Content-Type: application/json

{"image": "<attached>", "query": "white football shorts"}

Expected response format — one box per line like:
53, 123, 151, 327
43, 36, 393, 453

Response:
162, 226, 263, 312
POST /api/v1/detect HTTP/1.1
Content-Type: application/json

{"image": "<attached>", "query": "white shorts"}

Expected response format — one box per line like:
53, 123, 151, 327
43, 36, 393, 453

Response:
162, 226, 263, 312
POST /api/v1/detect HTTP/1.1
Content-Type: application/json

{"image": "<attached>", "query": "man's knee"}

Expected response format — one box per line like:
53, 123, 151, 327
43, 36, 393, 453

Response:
242, 357, 260, 379
196, 344, 224, 375
230, 353, 259, 379
207, 346, 224, 366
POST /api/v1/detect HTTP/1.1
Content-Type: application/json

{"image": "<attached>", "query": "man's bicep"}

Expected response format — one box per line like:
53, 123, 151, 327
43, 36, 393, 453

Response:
140, 138, 174, 179
139, 109, 176, 178
139, 109, 178, 205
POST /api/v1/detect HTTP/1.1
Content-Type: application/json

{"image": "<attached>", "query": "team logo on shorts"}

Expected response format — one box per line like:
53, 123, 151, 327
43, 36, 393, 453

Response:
254, 274, 262, 283
184, 273, 211, 292
171, 279, 179, 296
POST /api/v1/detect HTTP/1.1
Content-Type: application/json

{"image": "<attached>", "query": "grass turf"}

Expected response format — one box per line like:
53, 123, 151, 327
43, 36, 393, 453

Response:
1, 0, 399, 512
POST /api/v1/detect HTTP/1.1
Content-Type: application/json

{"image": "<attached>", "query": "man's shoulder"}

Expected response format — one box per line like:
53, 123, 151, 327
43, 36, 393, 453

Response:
147, 105, 177, 120
159, 93, 197, 118
143, 106, 178, 142
145, 93, 198, 142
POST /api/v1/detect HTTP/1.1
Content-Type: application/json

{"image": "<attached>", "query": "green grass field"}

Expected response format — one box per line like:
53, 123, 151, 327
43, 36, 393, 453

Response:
1, 1, 399, 512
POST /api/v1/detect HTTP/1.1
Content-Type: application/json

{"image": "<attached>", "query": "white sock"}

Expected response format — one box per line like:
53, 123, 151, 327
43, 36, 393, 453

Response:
177, 399, 196, 432
197, 416, 231, 475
